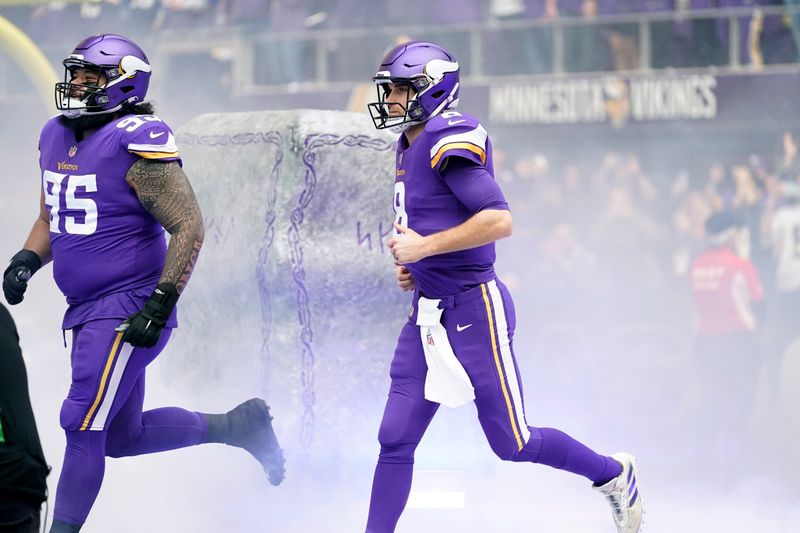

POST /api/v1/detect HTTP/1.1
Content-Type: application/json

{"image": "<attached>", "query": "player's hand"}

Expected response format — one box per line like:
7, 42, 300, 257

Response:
388, 224, 429, 265
396, 265, 415, 292
116, 283, 179, 348
3, 250, 42, 305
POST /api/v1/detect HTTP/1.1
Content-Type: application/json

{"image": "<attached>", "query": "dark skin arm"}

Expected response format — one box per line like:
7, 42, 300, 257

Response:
125, 159, 204, 293
21, 190, 54, 264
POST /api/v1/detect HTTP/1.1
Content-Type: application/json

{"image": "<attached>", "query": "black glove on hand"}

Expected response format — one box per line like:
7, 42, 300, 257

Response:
117, 283, 179, 348
3, 249, 42, 305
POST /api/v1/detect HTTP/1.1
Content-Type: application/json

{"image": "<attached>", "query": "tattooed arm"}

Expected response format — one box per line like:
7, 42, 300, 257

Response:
125, 159, 204, 293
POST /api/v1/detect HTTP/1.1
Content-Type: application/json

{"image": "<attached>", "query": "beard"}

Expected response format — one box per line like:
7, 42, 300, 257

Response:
58, 112, 116, 133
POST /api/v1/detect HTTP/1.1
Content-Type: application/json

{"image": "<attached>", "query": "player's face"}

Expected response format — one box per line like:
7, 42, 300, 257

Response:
384, 83, 415, 117
68, 67, 106, 99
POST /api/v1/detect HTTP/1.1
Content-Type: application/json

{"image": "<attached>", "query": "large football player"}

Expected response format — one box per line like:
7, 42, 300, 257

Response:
365, 41, 645, 533
2, 34, 284, 532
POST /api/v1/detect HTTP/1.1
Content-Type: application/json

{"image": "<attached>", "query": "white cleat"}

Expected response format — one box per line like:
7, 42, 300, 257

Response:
594, 452, 645, 533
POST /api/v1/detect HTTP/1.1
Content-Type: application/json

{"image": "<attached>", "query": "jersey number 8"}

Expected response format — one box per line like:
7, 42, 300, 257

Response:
393, 181, 407, 236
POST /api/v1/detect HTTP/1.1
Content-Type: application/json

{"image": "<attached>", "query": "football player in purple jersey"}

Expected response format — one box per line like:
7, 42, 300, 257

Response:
2, 34, 284, 532
365, 41, 644, 533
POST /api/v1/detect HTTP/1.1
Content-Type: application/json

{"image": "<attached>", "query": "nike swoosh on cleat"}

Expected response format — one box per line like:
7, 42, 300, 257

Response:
149, 131, 165, 139
456, 323, 472, 332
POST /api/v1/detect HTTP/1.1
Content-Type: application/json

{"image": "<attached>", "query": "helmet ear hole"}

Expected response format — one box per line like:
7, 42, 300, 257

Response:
431, 90, 444, 99
412, 78, 429, 91
120, 86, 135, 93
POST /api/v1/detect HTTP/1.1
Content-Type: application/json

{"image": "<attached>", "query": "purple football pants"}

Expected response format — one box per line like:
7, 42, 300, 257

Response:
54, 319, 207, 526
365, 279, 621, 533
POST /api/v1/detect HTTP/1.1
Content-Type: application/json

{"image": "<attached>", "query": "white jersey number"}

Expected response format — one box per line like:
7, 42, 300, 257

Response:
43, 170, 98, 235
116, 115, 162, 132
393, 181, 407, 236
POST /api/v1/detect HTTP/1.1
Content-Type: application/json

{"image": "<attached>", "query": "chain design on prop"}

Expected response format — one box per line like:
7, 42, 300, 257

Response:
294, 133, 396, 451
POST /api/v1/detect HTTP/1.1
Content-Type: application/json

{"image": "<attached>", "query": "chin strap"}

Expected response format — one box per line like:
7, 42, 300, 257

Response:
389, 120, 423, 134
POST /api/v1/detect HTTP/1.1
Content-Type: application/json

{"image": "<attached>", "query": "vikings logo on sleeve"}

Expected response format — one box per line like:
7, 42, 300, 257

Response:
117, 115, 181, 163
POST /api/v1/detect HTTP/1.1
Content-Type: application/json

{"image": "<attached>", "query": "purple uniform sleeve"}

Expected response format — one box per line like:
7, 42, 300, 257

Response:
440, 157, 508, 214
427, 114, 489, 175
118, 115, 182, 165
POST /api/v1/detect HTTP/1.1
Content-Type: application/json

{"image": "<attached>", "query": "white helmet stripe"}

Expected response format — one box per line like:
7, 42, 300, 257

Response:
429, 81, 460, 118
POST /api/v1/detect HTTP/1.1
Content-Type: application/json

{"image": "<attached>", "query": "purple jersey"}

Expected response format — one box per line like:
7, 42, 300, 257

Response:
38, 114, 181, 328
394, 111, 507, 297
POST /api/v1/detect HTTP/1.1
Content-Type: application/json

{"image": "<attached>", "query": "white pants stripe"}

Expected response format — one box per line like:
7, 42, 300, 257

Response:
487, 279, 530, 444
90, 343, 135, 431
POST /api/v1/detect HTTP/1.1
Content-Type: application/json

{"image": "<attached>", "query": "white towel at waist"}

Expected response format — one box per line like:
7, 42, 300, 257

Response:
416, 296, 475, 408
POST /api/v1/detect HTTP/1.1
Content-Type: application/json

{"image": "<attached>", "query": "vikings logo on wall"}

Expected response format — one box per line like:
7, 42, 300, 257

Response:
603, 78, 630, 129
489, 74, 718, 128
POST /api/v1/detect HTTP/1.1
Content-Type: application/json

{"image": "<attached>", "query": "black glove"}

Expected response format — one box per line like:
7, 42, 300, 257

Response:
3, 249, 42, 305
117, 283, 179, 348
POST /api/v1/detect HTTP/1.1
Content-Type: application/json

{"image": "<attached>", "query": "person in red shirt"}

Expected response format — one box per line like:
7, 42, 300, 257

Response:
692, 212, 764, 337
690, 211, 764, 480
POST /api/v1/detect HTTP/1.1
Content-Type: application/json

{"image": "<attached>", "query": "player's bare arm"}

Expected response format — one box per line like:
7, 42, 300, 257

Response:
21, 190, 55, 264
2, 191, 54, 305
388, 209, 512, 265
126, 159, 204, 293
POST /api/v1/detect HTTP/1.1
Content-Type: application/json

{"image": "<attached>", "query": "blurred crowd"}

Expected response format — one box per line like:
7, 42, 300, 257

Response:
499, 129, 795, 289
496, 127, 800, 357
3, 0, 800, 82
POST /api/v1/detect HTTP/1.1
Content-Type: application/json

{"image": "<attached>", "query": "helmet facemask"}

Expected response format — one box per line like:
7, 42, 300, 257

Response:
368, 75, 431, 134
56, 59, 116, 117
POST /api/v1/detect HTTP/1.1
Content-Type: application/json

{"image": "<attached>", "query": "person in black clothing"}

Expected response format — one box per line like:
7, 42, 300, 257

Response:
0, 302, 48, 533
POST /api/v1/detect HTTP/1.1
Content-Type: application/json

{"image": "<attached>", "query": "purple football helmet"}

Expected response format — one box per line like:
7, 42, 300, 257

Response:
55, 34, 151, 117
368, 40, 460, 133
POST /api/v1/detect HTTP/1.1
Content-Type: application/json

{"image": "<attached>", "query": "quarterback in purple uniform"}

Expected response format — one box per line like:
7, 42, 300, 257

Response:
365, 41, 645, 533
2, 34, 284, 532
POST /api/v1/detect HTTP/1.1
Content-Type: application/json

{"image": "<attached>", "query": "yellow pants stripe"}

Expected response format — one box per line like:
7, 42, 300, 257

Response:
79, 332, 123, 431
480, 283, 523, 450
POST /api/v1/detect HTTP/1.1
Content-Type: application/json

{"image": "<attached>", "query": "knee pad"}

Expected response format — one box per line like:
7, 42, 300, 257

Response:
482, 421, 542, 462
377, 416, 406, 450
377, 416, 418, 464
376, 391, 437, 464
60, 398, 88, 432
480, 417, 521, 461
489, 439, 520, 462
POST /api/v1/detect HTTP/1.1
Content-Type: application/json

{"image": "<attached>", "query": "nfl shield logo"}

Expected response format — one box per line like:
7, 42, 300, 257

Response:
68, 146, 78, 158
426, 330, 435, 346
